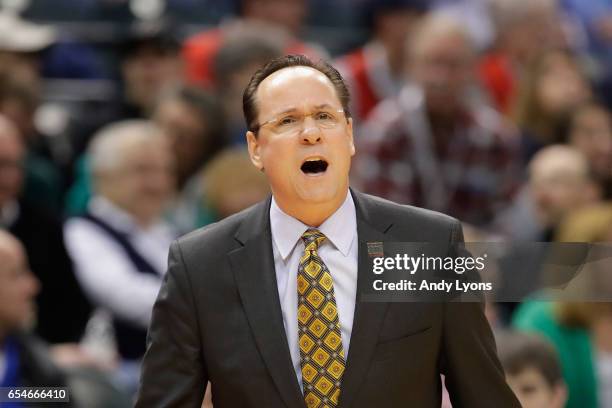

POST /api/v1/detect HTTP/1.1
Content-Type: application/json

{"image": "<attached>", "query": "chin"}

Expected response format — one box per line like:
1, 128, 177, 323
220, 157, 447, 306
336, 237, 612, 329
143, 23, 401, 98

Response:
296, 185, 341, 204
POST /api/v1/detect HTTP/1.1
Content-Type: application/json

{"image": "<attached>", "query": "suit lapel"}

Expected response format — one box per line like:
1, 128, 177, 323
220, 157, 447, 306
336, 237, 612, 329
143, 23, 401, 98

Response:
228, 197, 306, 408
339, 191, 392, 408
227, 191, 394, 408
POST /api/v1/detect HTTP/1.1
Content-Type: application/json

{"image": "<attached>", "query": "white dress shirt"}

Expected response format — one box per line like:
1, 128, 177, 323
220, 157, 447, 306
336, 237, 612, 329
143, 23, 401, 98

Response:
270, 191, 358, 391
64, 197, 176, 329
598, 350, 612, 408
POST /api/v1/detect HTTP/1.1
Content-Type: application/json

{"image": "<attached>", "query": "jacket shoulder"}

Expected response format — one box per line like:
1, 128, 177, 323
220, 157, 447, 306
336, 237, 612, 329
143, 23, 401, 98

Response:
356, 192, 461, 240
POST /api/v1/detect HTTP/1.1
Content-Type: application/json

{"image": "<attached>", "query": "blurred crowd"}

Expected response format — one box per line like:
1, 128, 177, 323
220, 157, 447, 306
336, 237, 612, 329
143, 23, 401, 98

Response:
0, 0, 612, 407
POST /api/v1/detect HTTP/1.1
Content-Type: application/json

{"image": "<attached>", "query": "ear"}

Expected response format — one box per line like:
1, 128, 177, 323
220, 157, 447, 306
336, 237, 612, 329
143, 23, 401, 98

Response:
246, 131, 264, 171
347, 117, 355, 157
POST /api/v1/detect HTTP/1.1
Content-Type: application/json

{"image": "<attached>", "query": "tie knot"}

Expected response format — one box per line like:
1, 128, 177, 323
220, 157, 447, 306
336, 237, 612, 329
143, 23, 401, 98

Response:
301, 229, 326, 250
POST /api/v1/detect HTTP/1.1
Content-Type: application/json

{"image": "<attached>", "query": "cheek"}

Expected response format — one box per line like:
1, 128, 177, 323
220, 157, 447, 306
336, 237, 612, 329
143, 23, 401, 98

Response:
263, 140, 294, 168
334, 139, 355, 165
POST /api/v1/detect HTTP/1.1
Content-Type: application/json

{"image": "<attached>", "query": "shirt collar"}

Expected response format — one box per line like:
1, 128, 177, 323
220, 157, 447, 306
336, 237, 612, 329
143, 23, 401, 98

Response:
89, 196, 139, 235
89, 196, 174, 239
269, 191, 356, 260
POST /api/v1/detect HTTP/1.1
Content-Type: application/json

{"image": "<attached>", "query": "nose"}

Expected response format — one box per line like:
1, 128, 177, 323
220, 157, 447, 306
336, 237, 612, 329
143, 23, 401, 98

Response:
301, 117, 322, 144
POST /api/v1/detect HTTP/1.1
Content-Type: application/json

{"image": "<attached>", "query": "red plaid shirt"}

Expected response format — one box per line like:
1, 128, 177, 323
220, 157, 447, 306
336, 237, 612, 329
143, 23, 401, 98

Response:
352, 86, 521, 227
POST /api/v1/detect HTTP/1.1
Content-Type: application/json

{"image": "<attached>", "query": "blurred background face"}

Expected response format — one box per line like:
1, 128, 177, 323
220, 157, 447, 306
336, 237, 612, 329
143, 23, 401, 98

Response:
0, 51, 40, 88
376, 10, 422, 73
0, 120, 24, 208
409, 32, 473, 115
505, 8, 563, 65
529, 148, 599, 226
0, 236, 39, 335
100, 138, 175, 224
204, 149, 271, 219
0, 84, 37, 144
506, 368, 566, 408
122, 44, 182, 113
243, 0, 307, 34
154, 98, 209, 184
535, 52, 592, 117
569, 106, 612, 178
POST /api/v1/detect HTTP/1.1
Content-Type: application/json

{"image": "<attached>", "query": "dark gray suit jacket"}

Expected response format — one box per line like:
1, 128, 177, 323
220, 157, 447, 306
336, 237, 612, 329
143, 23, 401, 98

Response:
136, 190, 520, 407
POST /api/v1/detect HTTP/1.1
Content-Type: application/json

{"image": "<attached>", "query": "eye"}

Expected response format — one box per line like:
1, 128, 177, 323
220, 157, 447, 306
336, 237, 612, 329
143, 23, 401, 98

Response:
315, 111, 334, 121
278, 116, 298, 126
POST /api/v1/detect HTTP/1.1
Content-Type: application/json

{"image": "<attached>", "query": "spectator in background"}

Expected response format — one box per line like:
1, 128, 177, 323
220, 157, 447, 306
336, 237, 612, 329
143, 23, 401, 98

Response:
564, 101, 612, 198
67, 20, 183, 159
0, 15, 66, 212
202, 148, 270, 219
0, 229, 132, 408
65, 21, 183, 215
212, 28, 282, 145
514, 302, 612, 408
0, 13, 56, 91
182, 0, 325, 88
432, 0, 497, 51
479, 0, 567, 114
561, 0, 612, 107
334, 0, 427, 123
0, 114, 91, 345
513, 203, 612, 408
64, 120, 176, 370
65, 85, 225, 233
153, 85, 226, 233
0, 80, 64, 213
119, 20, 183, 120
353, 13, 520, 228
494, 145, 601, 240
0, 230, 72, 405
0, 14, 106, 210
496, 331, 567, 408
513, 48, 593, 163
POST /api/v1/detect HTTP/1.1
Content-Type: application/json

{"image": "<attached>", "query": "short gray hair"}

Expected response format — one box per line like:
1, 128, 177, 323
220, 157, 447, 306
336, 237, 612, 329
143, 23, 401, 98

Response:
88, 119, 162, 176
407, 12, 473, 59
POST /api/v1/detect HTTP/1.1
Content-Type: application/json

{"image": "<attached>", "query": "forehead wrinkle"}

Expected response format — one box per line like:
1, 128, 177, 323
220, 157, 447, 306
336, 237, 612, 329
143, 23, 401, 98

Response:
255, 67, 339, 120
262, 66, 331, 89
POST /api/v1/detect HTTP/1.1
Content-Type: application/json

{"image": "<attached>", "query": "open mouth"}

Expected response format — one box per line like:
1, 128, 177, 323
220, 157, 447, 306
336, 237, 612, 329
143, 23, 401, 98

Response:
301, 158, 329, 175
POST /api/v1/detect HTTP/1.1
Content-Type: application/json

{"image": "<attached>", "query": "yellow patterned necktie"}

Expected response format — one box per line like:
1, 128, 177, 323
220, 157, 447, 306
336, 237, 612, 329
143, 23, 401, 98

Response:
298, 229, 345, 408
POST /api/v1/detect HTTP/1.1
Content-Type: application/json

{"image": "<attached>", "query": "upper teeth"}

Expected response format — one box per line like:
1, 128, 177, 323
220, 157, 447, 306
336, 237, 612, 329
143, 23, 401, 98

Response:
305, 158, 323, 162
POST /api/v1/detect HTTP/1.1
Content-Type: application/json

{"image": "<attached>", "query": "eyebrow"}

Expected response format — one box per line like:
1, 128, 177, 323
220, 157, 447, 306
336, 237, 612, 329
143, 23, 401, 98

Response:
273, 104, 335, 116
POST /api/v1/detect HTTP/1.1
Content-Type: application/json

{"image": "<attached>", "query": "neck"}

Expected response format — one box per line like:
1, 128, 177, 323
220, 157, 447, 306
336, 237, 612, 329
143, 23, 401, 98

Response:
275, 190, 348, 228
133, 214, 156, 229
593, 317, 612, 353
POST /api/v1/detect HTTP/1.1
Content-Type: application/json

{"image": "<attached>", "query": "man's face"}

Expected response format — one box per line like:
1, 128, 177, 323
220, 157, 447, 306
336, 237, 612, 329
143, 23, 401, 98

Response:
0, 239, 39, 333
409, 34, 473, 114
246, 67, 354, 211
102, 138, 176, 223
506, 368, 566, 408
529, 151, 597, 226
0, 125, 24, 208
569, 106, 612, 178
154, 99, 208, 182
122, 45, 182, 113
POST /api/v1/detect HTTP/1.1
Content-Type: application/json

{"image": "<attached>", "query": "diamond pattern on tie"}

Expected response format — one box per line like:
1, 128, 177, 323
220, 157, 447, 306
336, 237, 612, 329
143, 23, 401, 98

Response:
299, 229, 345, 408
